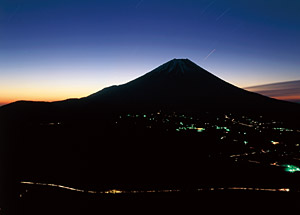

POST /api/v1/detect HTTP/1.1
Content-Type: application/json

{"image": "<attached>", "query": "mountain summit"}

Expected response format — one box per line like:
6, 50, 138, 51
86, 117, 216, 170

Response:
84, 58, 292, 113
87, 58, 235, 103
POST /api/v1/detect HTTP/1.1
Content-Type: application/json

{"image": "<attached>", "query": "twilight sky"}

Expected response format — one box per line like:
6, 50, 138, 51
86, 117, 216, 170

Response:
1, 0, 300, 105
245, 80, 300, 103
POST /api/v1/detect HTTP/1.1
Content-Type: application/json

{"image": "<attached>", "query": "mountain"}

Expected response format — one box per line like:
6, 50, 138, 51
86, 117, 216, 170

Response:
245, 80, 300, 104
2, 59, 300, 206
80, 58, 299, 117
0, 59, 299, 123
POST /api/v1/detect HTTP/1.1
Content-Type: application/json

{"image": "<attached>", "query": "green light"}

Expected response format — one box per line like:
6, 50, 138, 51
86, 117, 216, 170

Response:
271, 140, 280, 145
196, 128, 205, 133
187, 124, 195, 129
282, 164, 300, 173
216, 126, 230, 132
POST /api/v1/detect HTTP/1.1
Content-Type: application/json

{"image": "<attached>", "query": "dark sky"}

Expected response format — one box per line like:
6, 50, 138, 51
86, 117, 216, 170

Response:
1, 0, 300, 104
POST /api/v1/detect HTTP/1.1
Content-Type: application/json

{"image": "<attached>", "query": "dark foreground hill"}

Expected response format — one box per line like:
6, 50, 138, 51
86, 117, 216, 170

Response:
1, 59, 300, 214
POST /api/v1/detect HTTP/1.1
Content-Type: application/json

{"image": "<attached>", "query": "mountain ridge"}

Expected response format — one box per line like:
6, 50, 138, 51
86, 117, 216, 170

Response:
0, 59, 299, 124
82, 59, 297, 112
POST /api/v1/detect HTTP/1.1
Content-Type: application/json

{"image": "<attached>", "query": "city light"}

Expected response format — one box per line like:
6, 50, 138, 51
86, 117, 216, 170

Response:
282, 165, 300, 173
271, 141, 280, 145
20, 181, 292, 195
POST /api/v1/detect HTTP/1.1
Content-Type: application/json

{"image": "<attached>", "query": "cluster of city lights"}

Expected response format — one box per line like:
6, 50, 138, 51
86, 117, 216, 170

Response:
282, 165, 300, 173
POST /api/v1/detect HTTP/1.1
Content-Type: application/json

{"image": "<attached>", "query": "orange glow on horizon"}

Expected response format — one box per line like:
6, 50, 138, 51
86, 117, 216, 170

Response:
0, 87, 100, 106
0, 98, 65, 106
272, 95, 300, 102
245, 80, 300, 103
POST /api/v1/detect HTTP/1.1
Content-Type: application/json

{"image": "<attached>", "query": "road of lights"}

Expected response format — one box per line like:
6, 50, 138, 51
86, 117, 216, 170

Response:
20, 181, 292, 196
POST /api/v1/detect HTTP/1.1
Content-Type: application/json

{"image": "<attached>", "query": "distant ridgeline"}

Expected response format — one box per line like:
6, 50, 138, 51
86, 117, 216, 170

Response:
1, 59, 300, 125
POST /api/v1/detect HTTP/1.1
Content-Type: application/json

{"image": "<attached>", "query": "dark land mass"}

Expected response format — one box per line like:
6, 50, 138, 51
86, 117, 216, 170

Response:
17, 185, 300, 215
1, 59, 300, 214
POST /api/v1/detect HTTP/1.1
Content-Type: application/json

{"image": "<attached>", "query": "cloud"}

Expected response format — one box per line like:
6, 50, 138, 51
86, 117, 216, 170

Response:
245, 80, 300, 103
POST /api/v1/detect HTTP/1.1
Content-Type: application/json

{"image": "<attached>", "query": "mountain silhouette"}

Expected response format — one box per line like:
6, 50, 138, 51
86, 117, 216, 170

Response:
80, 58, 299, 116
0, 58, 299, 123
1, 59, 300, 205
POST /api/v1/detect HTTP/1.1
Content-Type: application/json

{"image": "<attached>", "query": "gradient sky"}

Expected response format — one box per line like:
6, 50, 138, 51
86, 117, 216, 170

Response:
245, 80, 300, 103
1, 0, 300, 105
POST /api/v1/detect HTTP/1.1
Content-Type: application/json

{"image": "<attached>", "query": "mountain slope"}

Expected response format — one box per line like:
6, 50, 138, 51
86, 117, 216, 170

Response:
82, 59, 298, 114
0, 59, 299, 123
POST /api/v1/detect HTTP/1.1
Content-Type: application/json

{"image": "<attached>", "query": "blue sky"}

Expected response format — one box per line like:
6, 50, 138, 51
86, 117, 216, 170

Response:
1, 0, 300, 104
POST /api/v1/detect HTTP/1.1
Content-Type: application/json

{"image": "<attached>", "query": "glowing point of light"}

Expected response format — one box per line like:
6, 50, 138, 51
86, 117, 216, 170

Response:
216, 126, 230, 132
196, 128, 205, 133
282, 164, 300, 173
105, 189, 123, 194
271, 141, 280, 145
